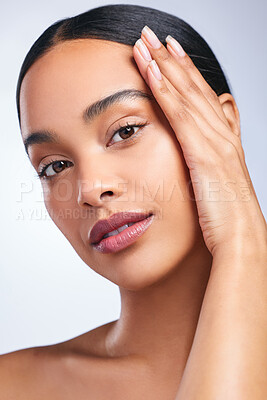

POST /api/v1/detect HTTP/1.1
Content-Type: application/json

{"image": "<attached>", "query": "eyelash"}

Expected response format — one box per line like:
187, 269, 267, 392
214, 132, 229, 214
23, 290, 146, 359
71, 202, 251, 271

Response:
36, 121, 148, 180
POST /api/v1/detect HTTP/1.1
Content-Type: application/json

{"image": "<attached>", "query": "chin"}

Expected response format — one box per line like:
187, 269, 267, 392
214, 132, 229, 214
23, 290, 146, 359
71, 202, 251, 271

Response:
81, 239, 193, 291
66, 215, 207, 291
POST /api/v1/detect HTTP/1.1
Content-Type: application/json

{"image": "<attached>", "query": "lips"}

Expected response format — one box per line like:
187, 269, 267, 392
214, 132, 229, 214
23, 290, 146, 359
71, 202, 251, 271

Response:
89, 211, 154, 245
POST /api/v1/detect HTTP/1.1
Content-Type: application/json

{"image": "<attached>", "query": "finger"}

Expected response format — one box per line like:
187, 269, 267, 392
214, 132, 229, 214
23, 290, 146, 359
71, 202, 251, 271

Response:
165, 37, 231, 128
133, 36, 249, 184
134, 40, 255, 198
140, 32, 231, 135
144, 58, 213, 163
147, 60, 254, 194
133, 40, 240, 150
133, 42, 180, 99
162, 42, 246, 165
134, 40, 218, 139
135, 33, 245, 166
141, 27, 229, 126
166, 40, 241, 144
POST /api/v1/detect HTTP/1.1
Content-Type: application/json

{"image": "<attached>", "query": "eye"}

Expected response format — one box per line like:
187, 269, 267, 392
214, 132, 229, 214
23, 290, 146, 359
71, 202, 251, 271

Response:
36, 122, 148, 180
37, 160, 73, 180
108, 122, 147, 146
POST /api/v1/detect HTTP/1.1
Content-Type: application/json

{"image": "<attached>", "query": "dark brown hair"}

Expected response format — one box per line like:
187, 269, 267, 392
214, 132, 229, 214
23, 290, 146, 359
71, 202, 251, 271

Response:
16, 3, 232, 125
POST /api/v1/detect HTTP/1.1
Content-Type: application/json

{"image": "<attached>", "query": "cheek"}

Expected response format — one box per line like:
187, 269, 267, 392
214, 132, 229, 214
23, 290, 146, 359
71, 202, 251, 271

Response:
140, 128, 201, 252
42, 182, 81, 245
39, 127, 202, 289
135, 125, 192, 207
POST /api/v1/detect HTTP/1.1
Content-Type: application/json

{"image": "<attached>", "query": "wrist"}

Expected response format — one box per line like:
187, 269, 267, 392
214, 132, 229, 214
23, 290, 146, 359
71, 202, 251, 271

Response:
212, 236, 267, 267
212, 212, 267, 261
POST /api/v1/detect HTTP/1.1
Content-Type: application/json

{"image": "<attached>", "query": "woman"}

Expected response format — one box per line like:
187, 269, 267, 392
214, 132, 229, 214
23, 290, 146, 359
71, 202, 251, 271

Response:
1, 3, 266, 399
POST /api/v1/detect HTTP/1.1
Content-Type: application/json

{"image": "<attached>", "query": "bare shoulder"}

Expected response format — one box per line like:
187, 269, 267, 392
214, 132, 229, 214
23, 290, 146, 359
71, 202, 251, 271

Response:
0, 319, 115, 374
0, 329, 112, 399
0, 321, 155, 399
0, 318, 116, 363
0, 346, 42, 398
0, 346, 35, 375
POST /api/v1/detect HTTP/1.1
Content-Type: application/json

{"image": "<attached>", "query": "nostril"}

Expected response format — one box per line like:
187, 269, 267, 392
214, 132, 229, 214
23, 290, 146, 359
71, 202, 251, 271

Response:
100, 190, 114, 200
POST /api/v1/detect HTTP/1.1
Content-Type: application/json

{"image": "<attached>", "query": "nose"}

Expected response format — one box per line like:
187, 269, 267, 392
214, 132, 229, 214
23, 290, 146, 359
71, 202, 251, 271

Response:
77, 177, 126, 208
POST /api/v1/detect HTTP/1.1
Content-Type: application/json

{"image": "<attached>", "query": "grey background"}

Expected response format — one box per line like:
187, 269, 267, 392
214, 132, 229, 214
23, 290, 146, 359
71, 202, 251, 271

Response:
0, 0, 266, 354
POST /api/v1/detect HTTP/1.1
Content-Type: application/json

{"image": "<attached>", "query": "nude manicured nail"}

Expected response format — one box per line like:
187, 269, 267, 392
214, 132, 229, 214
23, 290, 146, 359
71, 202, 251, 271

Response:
165, 35, 186, 57
141, 26, 161, 49
135, 39, 152, 61
149, 60, 162, 80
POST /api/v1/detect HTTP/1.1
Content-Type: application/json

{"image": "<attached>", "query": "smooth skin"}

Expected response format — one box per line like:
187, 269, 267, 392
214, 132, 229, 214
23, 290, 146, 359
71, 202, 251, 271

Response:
137, 27, 267, 399
1, 25, 266, 399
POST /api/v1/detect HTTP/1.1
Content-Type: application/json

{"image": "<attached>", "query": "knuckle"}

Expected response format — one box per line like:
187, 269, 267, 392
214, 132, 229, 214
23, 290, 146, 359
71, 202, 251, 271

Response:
182, 55, 194, 71
172, 107, 190, 122
178, 96, 191, 109
184, 80, 201, 95
156, 48, 171, 62
205, 88, 219, 104
158, 83, 169, 95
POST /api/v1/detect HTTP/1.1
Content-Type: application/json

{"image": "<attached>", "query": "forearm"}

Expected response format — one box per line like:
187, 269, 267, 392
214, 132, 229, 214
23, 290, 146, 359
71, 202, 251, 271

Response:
175, 240, 267, 400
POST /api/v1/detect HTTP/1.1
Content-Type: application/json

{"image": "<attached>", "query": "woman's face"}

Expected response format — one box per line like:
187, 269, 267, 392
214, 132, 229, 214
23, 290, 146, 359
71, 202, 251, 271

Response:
20, 39, 207, 290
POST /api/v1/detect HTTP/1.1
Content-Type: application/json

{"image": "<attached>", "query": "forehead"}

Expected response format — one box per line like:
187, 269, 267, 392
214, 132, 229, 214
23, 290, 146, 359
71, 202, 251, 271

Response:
20, 39, 148, 136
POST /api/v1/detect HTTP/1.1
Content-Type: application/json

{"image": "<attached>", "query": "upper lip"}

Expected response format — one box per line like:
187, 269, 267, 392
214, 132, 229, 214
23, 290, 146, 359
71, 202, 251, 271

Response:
89, 211, 153, 245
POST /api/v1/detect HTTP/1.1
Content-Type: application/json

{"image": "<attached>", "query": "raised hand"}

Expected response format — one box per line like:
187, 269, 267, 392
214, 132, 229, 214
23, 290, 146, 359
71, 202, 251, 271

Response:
133, 25, 266, 257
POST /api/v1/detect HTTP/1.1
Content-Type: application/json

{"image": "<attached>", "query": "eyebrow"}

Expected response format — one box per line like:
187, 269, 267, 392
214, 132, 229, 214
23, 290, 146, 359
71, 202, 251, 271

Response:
23, 88, 154, 156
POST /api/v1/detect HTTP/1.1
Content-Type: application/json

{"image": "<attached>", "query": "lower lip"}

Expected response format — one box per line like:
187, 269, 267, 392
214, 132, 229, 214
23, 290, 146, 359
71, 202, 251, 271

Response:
91, 214, 154, 254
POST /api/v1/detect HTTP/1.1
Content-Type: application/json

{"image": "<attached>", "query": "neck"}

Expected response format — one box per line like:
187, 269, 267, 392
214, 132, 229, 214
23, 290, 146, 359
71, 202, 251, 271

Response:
105, 245, 212, 376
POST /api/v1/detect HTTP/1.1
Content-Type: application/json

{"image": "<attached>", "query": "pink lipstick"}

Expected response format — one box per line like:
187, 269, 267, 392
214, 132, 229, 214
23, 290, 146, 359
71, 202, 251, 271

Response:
89, 211, 154, 254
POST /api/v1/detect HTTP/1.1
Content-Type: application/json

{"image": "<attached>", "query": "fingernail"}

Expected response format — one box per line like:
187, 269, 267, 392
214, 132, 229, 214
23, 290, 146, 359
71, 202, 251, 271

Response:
135, 39, 152, 61
141, 26, 161, 49
165, 35, 186, 57
149, 60, 162, 80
